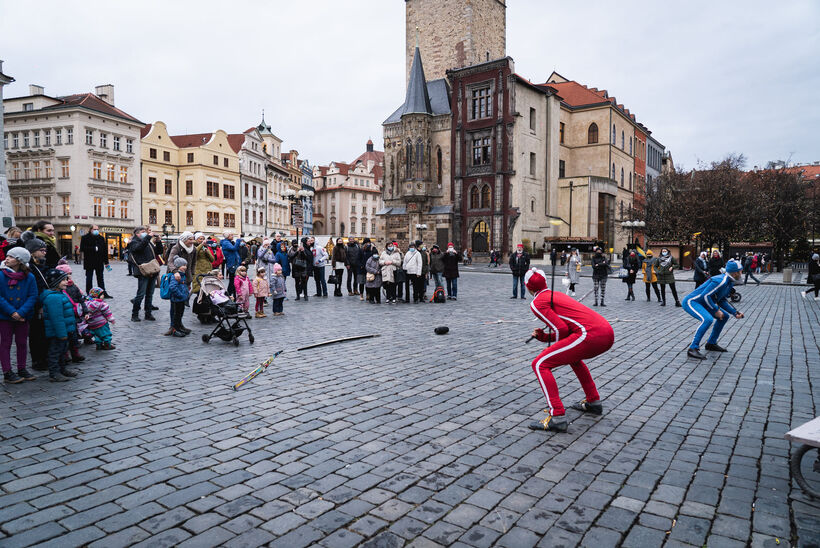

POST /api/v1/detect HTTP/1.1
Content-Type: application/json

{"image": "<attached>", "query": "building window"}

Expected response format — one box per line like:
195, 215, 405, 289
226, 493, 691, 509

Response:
92, 161, 102, 179
531, 199, 535, 212
106, 199, 115, 217
148, 208, 157, 224
149, 148, 157, 159
43, 196, 51, 216
529, 108, 536, 131
371, 221, 376, 234
66, 128, 73, 144
611, 163, 616, 180
351, 220, 357, 234
148, 177, 157, 193
12, 133, 18, 148
60, 159, 70, 178
620, 167, 624, 186
44, 130, 51, 146
161, 150, 169, 162
165, 179, 172, 195
106, 163, 115, 181
559, 122, 566, 144
126, 139, 133, 153
61, 196, 70, 217
207, 181, 219, 197
559, 159, 566, 178
252, 211, 256, 225
185, 180, 193, 195
470, 87, 491, 119
93, 197, 102, 216
481, 185, 491, 209
223, 158, 228, 168
588, 123, 598, 144
612, 124, 616, 144
164, 210, 173, 225
530, 153, 536, 176
100, 133, 107, 148
120, 200, 128, 219
33, 197, 41, 217
44, 160, 52, 178
245, 209, 249, 224
186, 210, 194, 226
472, 137, 491, 166
13, 198, 20, 218
33, 161, 41, 179
244, 183, 249, 197
223, 185, 235, 200
469, 186, 479, 209
621, 131, 625, 150
33, 131, 40, 147
119, 166, 128, 183
252, 186, 257, 199
113, 136, 120, 151
23, 197, 30, 217
22, 162, 30, 179
86, 129, 94, 145
3, 133, 7, 149
629, 172, 632, 191
224, 213, 235, 227
55, 130, 62, 145
213, 155, 219, 166
23, 132, 29, 148
629, 138, 632, 155
23, 103, 33, 111
11, 162, 19, 180
187, 152, 194, 163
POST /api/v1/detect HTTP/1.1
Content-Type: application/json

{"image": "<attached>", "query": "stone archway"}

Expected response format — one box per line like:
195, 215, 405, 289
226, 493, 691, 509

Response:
471, 220, 489, 252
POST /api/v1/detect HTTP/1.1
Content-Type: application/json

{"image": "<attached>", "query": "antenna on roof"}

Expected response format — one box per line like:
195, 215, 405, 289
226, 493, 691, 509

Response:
415, 26, 420, 48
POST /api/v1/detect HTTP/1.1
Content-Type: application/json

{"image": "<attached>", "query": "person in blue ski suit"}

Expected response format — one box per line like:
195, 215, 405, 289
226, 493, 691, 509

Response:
681, 260, 744, 359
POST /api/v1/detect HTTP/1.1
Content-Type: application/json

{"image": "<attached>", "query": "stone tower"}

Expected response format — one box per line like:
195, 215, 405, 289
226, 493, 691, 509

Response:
405, 0, 506, 83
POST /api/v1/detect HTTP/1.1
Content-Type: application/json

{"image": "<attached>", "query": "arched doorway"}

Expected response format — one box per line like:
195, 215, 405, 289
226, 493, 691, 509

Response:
472, 220, 489, 252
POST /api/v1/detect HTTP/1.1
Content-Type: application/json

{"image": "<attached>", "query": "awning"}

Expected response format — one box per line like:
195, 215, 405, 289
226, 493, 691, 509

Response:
427, 205, 453, 215
388, 206, 407, 215
375, 207, 392, 216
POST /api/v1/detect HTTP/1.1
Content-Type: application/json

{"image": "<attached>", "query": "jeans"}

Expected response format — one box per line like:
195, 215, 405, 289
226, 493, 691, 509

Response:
171, 301, 185, 330
132, 275, 156, 315
0, 320, 29, 373
272, 297, 284, 314
446, 277, 458, 298
85, 265, 106, 293
347, 266, 358, 293
432, 272, 444, 289
744, 270, 760, 284
512, 275, 525, 297
313, 266, 328, 296
46, 337, 68, 376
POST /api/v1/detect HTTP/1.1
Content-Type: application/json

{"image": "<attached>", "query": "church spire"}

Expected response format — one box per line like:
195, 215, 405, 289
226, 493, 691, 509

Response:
401, 45, 432, 116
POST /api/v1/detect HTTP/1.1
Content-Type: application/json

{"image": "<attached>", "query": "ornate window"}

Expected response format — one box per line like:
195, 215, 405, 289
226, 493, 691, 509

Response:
621, 131, 625, 150
611, 124, 616, 144
470, 87, 492, 119
469, 185, 479, 209
481, 185, 491, 209
436, 147, 442, 187
588, 123, 598, 144
611, 163, 616, 180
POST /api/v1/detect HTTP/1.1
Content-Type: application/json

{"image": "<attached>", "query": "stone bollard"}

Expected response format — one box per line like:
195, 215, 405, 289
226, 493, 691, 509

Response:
782, 268, 793, 283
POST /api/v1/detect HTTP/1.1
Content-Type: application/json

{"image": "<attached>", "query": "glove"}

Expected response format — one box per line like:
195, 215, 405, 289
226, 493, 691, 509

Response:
533, 328, 554, 342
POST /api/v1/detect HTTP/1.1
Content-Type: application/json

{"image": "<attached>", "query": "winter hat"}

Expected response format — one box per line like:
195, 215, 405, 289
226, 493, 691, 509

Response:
524, 267, 548, 293
273, 263, 282, 274
262, 238, 270, 246
179, 231, 194, 242
89, 287, 105, 298
44, 268, 69, 289
173, 256, 188, 269
813, 253, 819, 261
24, 237, 47, 253
447, 242, 454, 248
517, 244, 524, 250
56, 264, 72, 275
646, 250, 653, 256
6, 246, 31, 264
434, 326, 449, 335
414, 240, 422, 248
194, 232, 204, 240
725, 260, 742, 273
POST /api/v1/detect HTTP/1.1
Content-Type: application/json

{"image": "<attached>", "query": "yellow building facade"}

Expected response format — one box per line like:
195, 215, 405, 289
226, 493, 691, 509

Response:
140, 122, 241, 234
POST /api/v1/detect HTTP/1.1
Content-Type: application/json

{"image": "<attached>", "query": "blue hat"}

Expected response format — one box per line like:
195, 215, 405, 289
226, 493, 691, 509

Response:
725, 260, 742, 273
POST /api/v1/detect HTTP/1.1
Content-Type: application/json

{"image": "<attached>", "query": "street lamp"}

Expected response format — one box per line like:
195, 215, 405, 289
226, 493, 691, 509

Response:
415, 223, 428, 241
620, 220, 645, 247
283, 189, 314, 239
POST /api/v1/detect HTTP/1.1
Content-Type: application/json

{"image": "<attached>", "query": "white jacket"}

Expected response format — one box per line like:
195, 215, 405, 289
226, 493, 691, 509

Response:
379, 249, 402, 283
402, 249, 423, 276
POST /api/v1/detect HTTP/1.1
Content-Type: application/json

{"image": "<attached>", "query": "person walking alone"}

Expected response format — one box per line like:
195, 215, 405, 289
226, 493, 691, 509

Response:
510, 243, 530, 299
80, 224, 111, 297
591, 247, 610, 307
566, 249, 580, 296
622, 250, 639, 301
442, 243, 460, 300
742, 252, 761, 285
802, 253, 820, 300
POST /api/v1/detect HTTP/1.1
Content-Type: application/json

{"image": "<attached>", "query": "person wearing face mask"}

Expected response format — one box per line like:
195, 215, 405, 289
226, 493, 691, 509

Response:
417, 240, 429, 301
622, 250, 640, 301
509, 243, 531, 299
642, 250, 662, 302
379, 242, 402, 303
192, 233, 215, 295
591, 246, 610, 307
127, 226, 159, 323
365, 249, 382, 303
24, 236, 50, 370
402, 242, 423, 303
442, 243, 460, 300
167, 232, 197, 287
80, 224, 110, 297
656, 248, 681, 307
429, 244, 445, 291
693, 251, 709, 288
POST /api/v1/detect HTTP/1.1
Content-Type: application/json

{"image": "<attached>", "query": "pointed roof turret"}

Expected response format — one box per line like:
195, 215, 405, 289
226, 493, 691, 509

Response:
401, 47, 432, 116
257, 109, 273, 135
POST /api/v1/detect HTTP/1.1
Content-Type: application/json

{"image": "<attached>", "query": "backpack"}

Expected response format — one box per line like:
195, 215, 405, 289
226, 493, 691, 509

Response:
159, 272, 174, 300
212, 246, 224, 268
431, 286, 446, 303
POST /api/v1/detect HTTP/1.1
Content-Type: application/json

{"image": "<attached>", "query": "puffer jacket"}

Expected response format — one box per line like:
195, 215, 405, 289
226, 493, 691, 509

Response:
430, 250, 444, 274
402, 249, 423, 276
167, 242, 196, 285
379, 249, 402, 283
365, 255, 382, 288
270, 275, 287, 298
40, 289, 75, 339
442, 251, 459, 279
656, 253, 677, 284
0, 268, 38, 320
591, 253, 610, 280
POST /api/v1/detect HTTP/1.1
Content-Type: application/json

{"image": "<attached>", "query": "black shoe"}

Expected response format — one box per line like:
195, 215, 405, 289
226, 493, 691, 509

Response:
528, 413, 568, 433
600, 302, 606, 307
60, 368, 78, 377
520, 296, 526, 300
625, 297, 631, 301
179, 326, 192, 334
131, 315, 141, 322
172, 330, 187, 337
570, 399, 603, 415
4, 371, 23, 384
687, 347, 707, 360
17, 369, 36, 381
510, 296, 517, 299
32, 361, 48, 371
151, 305, 159, 310
144, 314, 156, 321
705, 343, 728, 352
103, 293, 113, 299
675, 302, 682, 307
49, 373, 70, 382
660, 301, 666, 306
295, 297, 300, 301
304, 296, 309, 302
593, 302, 598, 306
70, 353, 85, 363
313, 294, 321, 297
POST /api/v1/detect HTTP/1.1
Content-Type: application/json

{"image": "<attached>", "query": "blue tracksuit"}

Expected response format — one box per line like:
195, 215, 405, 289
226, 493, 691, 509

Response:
682, 273, 738, 349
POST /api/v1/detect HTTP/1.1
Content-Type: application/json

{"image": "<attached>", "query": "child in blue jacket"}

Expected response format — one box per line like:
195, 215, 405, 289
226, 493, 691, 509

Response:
168, 257, 190, 338
0, 247, 39, 383
40, 268, 80, 381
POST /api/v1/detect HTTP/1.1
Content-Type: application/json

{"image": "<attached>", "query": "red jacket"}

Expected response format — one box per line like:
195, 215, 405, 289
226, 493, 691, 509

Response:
530, 289, 613, 342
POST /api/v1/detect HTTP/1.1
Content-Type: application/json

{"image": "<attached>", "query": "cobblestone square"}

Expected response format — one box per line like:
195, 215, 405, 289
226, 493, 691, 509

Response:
1, 263, 819, 547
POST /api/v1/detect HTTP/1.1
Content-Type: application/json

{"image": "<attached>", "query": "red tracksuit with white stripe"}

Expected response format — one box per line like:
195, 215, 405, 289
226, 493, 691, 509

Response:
530, 289, 614, 416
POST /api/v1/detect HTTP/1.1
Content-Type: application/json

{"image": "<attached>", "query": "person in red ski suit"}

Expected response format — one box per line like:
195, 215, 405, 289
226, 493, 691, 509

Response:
525, 267, 614, 433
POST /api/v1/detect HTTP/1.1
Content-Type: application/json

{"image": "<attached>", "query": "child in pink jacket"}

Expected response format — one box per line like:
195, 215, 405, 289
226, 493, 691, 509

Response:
233, 265, 252, 313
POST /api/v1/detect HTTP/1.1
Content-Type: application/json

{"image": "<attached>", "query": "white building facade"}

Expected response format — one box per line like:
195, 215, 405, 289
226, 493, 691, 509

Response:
3, 83, 143, 256
230, 128, 268, 237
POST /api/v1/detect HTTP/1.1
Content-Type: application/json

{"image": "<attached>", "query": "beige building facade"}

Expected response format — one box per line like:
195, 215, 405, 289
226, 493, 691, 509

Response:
140, 122, 240, 235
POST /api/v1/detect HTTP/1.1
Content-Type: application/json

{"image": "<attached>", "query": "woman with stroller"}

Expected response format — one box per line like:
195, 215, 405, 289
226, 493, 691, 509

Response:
192, 233, 215, 295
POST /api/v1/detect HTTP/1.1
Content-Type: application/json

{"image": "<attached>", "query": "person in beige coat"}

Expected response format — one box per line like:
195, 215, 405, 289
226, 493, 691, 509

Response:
380, 243, 402, 304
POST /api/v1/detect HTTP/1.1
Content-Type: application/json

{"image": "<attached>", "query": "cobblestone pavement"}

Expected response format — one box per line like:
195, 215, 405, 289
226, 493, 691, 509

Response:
1, 263, 819, 547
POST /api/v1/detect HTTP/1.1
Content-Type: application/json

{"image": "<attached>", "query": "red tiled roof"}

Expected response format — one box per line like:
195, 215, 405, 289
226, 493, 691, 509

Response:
226, 134, 246, 153
140, 123, 152, 138
541, 81, 610, 108
49, 93, 143, 124
788, 164, 820, 179
170, 133, 213, 148
352, 149, 384, 166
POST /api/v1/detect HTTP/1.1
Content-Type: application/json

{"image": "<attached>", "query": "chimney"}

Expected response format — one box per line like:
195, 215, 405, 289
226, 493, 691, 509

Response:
29, 84, 44, 96
94, 84, 115, 106
366, 139, 374, 152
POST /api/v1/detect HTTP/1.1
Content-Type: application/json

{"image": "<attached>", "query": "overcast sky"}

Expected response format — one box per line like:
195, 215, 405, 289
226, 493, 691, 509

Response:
1, 0, 818, 170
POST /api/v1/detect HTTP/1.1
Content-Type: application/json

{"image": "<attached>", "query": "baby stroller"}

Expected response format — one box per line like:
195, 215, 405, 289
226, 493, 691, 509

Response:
201, 298, 254, 346
729, 287, 741, 303
193, 273, 226, 324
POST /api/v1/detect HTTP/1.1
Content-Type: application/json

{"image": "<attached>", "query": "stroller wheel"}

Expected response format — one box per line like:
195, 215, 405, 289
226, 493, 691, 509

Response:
201, 334, 210, 343
248, 334, 255, 344
233, 337, 240, 347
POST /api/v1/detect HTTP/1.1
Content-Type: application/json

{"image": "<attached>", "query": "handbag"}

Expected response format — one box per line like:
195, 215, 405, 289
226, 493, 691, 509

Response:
366, 272, 376, 283
327, 273, 338, 285
292, 257, 307, 270
617, 267, 629, 279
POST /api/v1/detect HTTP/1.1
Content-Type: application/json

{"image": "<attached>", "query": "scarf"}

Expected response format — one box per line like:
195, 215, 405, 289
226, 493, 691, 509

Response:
181, 241, 194, 254
2, 267, 26, 286
35, 232, 56, 249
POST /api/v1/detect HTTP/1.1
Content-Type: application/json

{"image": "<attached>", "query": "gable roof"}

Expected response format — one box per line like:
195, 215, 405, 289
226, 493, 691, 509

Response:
38, 92, 143, 124
170, 133, 213, 148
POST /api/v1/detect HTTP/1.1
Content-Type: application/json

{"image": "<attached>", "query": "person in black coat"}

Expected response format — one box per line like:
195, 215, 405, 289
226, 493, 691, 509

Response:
127, 226, 159, 322
802, 253, 820, 299
509, 243, 531, 299
442, 243, 460, 300
25, 238, 49, 370
345, 239, 362, 296
707, 251, 724, 276
591, 247, 610, 306
693, 251, 709, 288
622, 251, 640, 301
80, 224, 110, 297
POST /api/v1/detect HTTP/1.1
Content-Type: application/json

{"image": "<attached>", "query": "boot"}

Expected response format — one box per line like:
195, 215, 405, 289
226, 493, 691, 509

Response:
687, 347, 706, 360
144, 313, 156, 321
131, 314, 141, 322
600, 302, 606, 307
179, 325, 192, 334
71, 349, 85, 363
3, 371, 23, 384
49, 373, 71, 382
528, 412, 568, 433
570, 399, 603, 415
